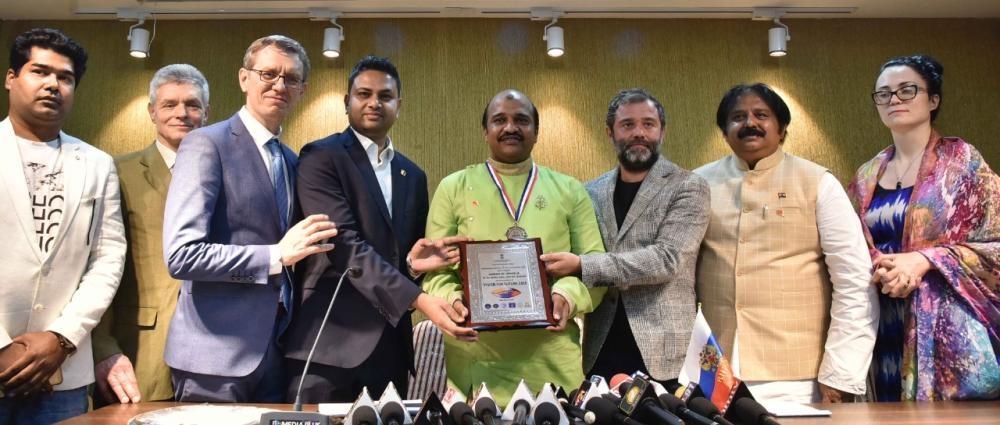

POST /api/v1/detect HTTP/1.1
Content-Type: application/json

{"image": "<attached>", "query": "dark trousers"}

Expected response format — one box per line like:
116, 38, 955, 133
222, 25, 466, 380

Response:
286, 323, 410, 403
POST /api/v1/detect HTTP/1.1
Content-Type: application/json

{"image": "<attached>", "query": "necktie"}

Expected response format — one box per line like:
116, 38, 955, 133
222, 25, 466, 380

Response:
264, 139, 290, 230
265, 139, 293, 315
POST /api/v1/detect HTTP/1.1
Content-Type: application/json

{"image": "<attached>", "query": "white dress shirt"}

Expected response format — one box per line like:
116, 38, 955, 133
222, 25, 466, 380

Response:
352, 128, 395, 217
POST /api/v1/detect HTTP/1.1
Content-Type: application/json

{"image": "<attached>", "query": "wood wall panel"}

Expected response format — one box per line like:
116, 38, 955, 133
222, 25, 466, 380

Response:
1, 18, 997, 192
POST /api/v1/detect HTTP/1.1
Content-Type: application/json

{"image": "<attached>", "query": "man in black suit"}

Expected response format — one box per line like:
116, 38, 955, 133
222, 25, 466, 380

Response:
284, 56, 475, 402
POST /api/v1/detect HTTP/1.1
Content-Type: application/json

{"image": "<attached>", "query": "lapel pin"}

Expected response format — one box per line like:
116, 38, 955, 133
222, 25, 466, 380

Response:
400, 169, 407, 176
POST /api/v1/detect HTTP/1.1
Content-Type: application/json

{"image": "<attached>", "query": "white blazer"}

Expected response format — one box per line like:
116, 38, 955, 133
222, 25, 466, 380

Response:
0, 117, 126, 390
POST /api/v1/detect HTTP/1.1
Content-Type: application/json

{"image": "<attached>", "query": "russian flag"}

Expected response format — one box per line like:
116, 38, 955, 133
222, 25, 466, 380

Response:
677, 307, 741, 413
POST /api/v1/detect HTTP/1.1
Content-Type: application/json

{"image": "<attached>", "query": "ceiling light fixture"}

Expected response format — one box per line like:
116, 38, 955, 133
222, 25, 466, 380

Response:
531, 8, 565, 58
753, 8, 790, 57
118, 9, 153, 58
310, 9, 344, 59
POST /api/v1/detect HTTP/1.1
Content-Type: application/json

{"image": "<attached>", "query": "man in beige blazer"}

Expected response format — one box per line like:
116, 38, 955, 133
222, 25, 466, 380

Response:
542, 89, 710, 384
694, 83, 877, 404
0, 28, 126, 423
91, 64, 210, 405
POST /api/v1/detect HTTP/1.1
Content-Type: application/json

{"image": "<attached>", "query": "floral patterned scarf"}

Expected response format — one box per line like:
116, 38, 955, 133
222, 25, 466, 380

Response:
848, 131, 1000, 400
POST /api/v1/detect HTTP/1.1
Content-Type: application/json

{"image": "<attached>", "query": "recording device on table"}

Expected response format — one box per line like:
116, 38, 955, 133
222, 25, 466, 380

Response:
260, 267, 362, 425
608, 375, 683, 425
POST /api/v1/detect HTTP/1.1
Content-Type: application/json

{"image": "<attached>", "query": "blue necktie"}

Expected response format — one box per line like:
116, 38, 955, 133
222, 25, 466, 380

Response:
265, 139, 290, 230
265, 139, 293, 314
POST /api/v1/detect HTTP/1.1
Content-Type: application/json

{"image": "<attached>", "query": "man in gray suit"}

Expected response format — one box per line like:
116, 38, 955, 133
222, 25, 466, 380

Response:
542, 88, 710, 384
163, 35, 337, 403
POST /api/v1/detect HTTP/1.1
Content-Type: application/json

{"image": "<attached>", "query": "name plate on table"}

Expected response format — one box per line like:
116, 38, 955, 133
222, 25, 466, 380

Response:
459, 239, 554, 330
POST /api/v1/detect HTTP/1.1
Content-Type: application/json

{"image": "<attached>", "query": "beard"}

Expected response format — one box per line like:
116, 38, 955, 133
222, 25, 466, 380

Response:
616, 139, 660, 172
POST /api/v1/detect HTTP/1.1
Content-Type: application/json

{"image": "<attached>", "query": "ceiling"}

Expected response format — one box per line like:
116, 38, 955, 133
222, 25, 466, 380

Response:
4, 0, 1000, 21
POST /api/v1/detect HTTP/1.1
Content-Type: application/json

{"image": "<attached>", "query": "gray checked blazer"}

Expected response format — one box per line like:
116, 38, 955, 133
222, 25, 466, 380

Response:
580, 156, 710, 380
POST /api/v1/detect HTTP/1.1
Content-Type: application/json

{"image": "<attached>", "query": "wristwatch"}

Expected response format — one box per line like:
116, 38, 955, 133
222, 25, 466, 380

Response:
49, 331, 76, 355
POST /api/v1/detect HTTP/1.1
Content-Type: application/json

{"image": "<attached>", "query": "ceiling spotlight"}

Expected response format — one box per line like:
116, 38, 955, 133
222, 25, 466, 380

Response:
323, 19, 344, 58
129, 24, 150, 58
544, 18, 564, 57
769, 18, 790, 57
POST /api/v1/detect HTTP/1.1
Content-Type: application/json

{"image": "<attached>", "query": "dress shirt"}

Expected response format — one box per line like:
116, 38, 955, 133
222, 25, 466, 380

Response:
352, 128, 395, 216
155, 139, 177, 172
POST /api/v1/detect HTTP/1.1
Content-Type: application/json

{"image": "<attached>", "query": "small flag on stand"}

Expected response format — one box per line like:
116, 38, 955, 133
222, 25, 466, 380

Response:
677, 307, 742, 413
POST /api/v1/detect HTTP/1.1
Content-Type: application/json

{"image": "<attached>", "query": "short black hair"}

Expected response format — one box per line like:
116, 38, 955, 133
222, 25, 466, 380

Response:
9, 28, 88, 84
348, 55, 401, 96
715, 83, 790, 134
481, 90, 539, 132
879, 54, 943, 122
606, 88, 666, 130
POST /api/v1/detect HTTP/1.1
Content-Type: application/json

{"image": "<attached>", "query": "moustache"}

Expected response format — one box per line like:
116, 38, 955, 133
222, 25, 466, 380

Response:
499, 132, 523, 142
737, 127, 766, 139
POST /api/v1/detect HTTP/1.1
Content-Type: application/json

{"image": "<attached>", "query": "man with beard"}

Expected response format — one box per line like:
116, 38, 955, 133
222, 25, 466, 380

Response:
541, 89, 709, 384
693, 83, 876, 403
422, 89, 605, 403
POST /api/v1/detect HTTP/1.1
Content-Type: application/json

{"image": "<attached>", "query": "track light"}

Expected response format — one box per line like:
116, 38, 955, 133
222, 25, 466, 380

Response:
128, 24, 150, 58
323, 21, 344, 58
544, 18, 564, 57
531, 8, 566, 57
769, 18, 790, 57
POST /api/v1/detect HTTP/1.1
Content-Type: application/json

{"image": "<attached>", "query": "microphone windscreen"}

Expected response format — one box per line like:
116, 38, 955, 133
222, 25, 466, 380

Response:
584, 397, 619, 424
352, 405, 379, 425
533, 402, 561, 425
609, 374, 632, 392
728, 397, 772, 425
450, 402, 474, 424
473, 398, 497, 417
688, 397, 722, 418
381, 402, 405, 422
657, 393, 686, 414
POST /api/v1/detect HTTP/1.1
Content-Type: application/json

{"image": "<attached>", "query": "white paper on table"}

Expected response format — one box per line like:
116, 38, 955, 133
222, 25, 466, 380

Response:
760, 401, 833, 417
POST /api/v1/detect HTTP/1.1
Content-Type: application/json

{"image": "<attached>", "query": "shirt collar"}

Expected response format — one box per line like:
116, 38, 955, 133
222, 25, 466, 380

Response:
154, 139, 177, 171
238, 106, 281, 147
352, 128, 395, 166
734, 147, 784, 172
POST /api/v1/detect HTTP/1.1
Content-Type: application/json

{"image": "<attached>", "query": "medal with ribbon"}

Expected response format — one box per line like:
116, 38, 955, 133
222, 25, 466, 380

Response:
485, 160, 538, 241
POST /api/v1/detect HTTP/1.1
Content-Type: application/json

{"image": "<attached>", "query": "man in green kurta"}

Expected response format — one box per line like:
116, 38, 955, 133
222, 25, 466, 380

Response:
422, 89, 605, 404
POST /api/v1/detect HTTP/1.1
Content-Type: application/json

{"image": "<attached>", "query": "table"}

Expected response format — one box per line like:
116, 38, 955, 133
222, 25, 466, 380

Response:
57, 400, 1000, 425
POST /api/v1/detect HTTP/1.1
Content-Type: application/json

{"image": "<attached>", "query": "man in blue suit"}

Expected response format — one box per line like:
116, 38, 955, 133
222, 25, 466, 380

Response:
162, 35, 338, 403
285, 56, 475, 402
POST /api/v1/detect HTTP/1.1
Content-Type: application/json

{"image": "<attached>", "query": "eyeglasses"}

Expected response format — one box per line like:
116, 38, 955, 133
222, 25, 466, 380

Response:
245, 68, 304, 89
871, 84, 923, 105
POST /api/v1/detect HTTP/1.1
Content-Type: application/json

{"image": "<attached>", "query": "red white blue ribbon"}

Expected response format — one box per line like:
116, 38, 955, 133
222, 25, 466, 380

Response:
484, 160, 538, 225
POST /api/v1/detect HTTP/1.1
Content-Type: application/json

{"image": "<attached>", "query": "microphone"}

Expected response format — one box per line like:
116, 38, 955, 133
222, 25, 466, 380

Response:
450, 402, 483, 425
352, 405, 380, 425
557, 398, 589, 423
260, 266, 361, 425
727, 398, 781, 425
584, 396, 648, 425
382, 401, 407, 425
687, 397, 735, 425
533, 401, 561, 425
657, 393, 719, 425
473, 397, 499, 425
611, 381, 683, 425
510, 399, 531, 425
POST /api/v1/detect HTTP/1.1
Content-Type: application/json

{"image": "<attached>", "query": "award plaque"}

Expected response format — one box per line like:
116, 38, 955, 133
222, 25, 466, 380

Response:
459, 238, 554, 330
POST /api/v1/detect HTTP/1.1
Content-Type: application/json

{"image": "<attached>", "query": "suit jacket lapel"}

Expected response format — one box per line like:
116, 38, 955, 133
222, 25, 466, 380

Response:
0, 118, 43, 261
617, 156, 672, 243
390, 159, 409, 231
48, 136, 86, 258
593, 170, 619, 245
230, 115, 283, 232
344, 132, 393, 227
140, 143, 171, 199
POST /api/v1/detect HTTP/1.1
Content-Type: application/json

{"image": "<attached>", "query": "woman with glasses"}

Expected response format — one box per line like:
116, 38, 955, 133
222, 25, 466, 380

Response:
847, 54, 1000, 401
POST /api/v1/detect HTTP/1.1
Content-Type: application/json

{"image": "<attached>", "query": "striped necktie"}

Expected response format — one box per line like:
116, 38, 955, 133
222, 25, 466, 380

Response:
264, 139, 290, 230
